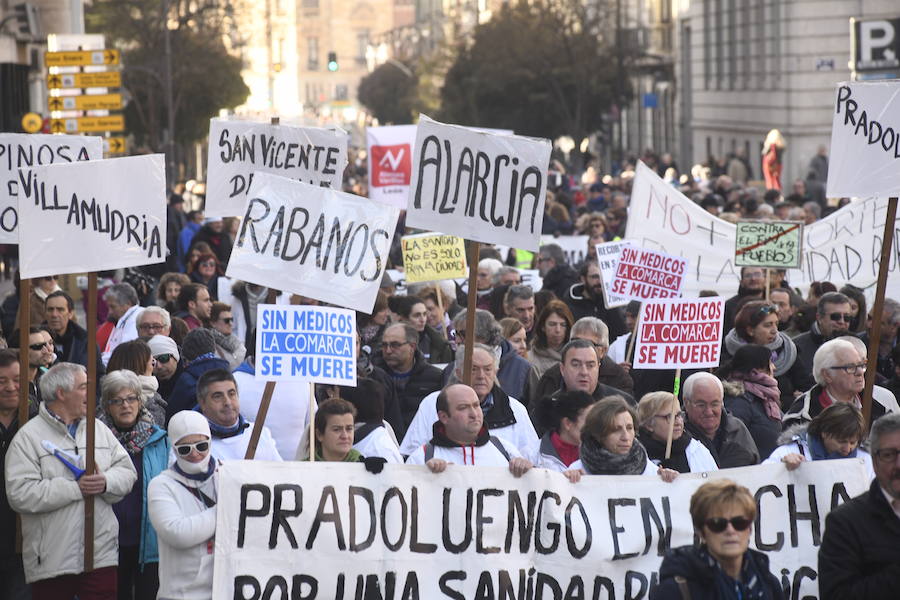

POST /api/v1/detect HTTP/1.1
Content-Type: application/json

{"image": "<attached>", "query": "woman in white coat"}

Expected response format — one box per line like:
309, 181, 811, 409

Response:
148, 410, 219, 600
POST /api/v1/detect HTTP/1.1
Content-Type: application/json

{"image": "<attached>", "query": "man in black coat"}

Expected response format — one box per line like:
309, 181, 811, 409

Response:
537, 243, 579, 300
561, 258, 627, 343
793, 292, 854, 381
44, 291, 104, 376
819, 412, 900, 599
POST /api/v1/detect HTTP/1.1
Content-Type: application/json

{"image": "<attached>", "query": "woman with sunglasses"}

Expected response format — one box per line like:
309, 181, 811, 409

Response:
637, 392, 718, 473
653, 479, 784, 600
208, 301, 246, 370
188, 252, 222, 302
100, 370, 169, 600
148, 410, 219, 600
721, 300, 810, 407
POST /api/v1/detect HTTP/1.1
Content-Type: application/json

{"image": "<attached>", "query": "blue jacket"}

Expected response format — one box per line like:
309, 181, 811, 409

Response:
165, 355, 231, 422
177, 222, 201, 272
140, 426, 169, 566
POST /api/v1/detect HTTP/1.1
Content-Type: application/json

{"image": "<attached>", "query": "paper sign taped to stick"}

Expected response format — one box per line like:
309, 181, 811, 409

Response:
255, 304, 356, 385
206, 118, 349, 217
734, 220, 803, 268
226, 172, 400, 313
827, 81, 900, 198
634, 297, 725, 369
609, 244, 687, 301
19, 155, 166, 279
406, 115, 552, 251
366, 125, 416, 209
0, 133, 103, 244
595, 240, 632, 308
401, 232, 467, 283
213, 459, 867, 600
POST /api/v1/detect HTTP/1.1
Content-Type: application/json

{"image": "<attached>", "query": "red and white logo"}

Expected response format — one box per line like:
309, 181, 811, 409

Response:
370, 144, 411, 187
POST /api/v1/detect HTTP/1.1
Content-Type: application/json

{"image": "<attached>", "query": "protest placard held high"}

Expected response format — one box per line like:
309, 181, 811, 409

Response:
609, 244, 687, 301
401, 232, 467, 283
634, 297, 725, 369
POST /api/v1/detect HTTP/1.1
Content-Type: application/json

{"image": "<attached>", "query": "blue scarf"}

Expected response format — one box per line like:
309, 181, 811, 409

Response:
808, 433, 858, 461
194, 406, 250, 439
173, 457, 217, 481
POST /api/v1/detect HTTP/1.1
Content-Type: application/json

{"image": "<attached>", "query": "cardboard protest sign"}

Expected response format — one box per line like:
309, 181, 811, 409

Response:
735, 221, 803, 268
634, 297, 725, 369
625, 161, 900, 300
0, 133, 103, 244
406, 115, 552, 251
609, 244, 687, 301
226, 172, 400, 313
206, 118, 348, 217
214, 459, 868, 600
366, 125, 416, 209
595, 240, 631, 308
255, 305, 356, 385
827, 81, 900, 198
19, 154, 166, 279
401, 232, 467, 283
540, 234, 589, 266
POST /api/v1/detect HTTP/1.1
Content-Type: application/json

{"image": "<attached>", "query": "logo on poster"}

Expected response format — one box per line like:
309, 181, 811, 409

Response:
370, 144, 410, 187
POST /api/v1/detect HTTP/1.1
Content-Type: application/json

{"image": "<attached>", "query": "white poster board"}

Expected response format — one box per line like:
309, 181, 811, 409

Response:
255, 304, 356, 385
827, 81, 900, 198
595, 240, 632, 308
634, 297, 725, 369
540, 234, 590, 266
19, 154, 166, 278
0, 133, 103, 244
213, 460, 869, 600
406, 115, 552, 251
206, 118, 348, 217
366, 124, 416, 209
226, 172, 400, 313
609, 243, 687, 301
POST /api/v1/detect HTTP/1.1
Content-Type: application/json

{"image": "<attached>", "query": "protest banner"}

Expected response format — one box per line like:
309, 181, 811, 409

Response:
735, 221, 803, 269
401, 232, 467, 284
18, 154, 167, 279
406, 115, 552, 251
634, 297, 725, 369
214, 459, 868, 600
367, 125, 416, 209
540, 234, 589, 266
595, 240, 632, 308
625, 161, 900, 301
827, 81, 900, 198
226, 172, 400, 314
206, 118, 348, 217
255, 304, 356, 386
0, 133, 103, 244
609, 243, 687, 301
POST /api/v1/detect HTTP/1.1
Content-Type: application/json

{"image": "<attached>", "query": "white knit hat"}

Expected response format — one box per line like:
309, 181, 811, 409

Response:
167, 410, 210, 446
148, 335, 180, 362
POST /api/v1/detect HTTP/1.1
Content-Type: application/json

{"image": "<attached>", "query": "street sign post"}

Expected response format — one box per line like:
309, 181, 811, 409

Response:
20, 112, 42, 133
50, 116, 125, 133
45, 49, 120, 67
104, 137, 127, 154
47, 71, 122, 89
48, 93, 123, 112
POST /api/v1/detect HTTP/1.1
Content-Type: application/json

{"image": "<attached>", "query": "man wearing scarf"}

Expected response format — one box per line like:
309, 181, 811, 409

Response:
682, 373, 759, 469
195, 369, 282, 461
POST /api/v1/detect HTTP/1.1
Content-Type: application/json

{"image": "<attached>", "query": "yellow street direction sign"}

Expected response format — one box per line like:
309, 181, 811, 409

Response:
48, 93, 123, 112
50, 115, 125, 134
105, 137, 127, 154
21, 112, 43, 133
47, 71, 122, 89
45, 49, 120, 67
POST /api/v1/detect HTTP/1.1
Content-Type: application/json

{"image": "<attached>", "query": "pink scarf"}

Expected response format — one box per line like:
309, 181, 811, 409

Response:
732, 369, 782, 421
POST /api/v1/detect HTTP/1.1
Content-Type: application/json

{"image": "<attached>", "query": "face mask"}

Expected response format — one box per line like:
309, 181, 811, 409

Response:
176, 453, 210, 474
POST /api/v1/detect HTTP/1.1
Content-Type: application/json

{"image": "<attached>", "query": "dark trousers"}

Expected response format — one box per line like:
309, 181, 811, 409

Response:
0, 554, 30, 600
116, 546, 157, 600
31, 566, 116, 600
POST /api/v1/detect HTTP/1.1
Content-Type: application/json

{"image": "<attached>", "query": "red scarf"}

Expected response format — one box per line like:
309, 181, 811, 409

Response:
550, 432, 580, 467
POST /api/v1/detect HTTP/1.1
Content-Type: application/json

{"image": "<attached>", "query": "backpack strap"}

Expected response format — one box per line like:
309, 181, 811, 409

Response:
489, 436, 511, 461
176, 480, 216, 508
353, 422, 380, 444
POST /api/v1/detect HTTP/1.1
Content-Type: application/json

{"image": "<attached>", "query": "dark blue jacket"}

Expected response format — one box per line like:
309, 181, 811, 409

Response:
165, 355, 230, 423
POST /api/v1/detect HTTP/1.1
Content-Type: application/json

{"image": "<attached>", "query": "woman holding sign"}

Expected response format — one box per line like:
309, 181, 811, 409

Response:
637, 392, 718, 473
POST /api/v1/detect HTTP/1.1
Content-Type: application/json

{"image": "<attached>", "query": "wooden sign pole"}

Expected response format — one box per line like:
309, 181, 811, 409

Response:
17, 279, 30, 425
664, 368, 682, 460
862, 196, 899, 426
243, 288, 279, 460
84, 272, 97, 572
308, 382, 316, 461
462, 242, 480, 386
434, 285, 447, 340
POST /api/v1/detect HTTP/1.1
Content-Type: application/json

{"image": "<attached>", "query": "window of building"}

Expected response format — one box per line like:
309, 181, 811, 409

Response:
307, 37, 318, 70
335, 85, 348, 101
302, 0, 319, 8
356, 30, 370, 65
703, 0, 712, 90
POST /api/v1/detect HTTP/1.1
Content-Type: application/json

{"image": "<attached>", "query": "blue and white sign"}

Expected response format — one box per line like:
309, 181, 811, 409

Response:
255, 304, 356, 385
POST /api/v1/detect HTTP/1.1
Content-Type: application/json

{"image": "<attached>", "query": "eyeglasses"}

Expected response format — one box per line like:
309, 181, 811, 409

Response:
200, 260, 216, 267
29, 342, 52, 351
108, 395, 140, 407
756, 305, 777, 316
175, 440, 210, 456
874, 448, 900, 463
654, 411, 685, 423
704, 516, 752, 533
828, 362, 866, 374
828, 312, 853, 323
573, 337, 605, 350
139, 323, 166, 331
380, 341, 411, 351
154, 354, 174, 363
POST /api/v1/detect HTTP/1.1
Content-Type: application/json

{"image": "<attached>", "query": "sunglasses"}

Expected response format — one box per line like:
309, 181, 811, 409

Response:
704, 516, 752, 533
29, 342, 52, 351
154, 354, 173, 363
828, 312, 853, 323
175, 440, 210, 456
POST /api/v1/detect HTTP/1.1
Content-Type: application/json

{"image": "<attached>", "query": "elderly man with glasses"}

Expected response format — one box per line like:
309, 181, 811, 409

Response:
784, 338, 899, 428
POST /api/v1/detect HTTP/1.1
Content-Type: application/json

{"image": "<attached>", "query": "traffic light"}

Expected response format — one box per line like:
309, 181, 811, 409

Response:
12, 3, 40, 38
327, 51, 338, 72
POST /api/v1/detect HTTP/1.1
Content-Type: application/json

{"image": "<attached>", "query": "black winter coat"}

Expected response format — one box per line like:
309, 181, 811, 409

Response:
372, 351, 443, 430
653, 545, 784, 600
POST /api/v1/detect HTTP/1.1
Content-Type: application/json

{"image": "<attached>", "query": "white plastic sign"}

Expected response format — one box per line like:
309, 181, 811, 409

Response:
366, 124, 416, 209
634, 297, 725, 369
595, 240, 631, 308
609, 243, 687, 301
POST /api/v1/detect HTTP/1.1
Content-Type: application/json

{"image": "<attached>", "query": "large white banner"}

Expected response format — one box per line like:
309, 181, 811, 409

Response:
214, 460, 868, 600
206, 118, 348, 217
625, 161, 900, 300
19, 155, 166, 278
540, 234, 589, 266
226, 172, 400, 313
406, 115, 552, 251
0, 133, 103, 244
366, 125, 416, 209
827, 81, 900, 198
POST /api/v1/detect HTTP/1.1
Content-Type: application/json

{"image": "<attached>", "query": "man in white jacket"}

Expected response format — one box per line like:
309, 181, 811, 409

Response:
406, 384, 532, 476
101, 283, 144, 366
5, 362, 137, 596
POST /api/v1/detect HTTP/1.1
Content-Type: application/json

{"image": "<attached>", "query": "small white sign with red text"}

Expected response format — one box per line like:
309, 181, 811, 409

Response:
634, 297, 725, 369
609, 244, 687, 301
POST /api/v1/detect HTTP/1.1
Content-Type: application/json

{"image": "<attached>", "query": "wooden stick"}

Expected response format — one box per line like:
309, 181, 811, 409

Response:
15, 278, 30, 554
625, 311, 641, 365
243, 381, 275, 460
863, 197, 898, 426
308, 381, 316, 461
462, 242, 480, 385
765, 268, 770, 303
434, 285, 447, 340
665, 368, 682, 460
84, 272, 97, 572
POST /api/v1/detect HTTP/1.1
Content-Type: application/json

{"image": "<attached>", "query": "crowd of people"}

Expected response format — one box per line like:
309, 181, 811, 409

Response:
0, 142, 897, 600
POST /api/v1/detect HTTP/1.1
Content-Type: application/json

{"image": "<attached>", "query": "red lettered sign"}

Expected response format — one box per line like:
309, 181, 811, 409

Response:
370, 143, 411, 187
634, 297, 725, 369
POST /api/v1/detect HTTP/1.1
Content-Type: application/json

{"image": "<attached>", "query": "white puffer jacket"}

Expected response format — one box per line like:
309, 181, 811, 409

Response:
4, 402, 137, 583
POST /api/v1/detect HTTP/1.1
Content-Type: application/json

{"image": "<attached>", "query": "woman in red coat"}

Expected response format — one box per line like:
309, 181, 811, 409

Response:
762, 128, 785, 191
